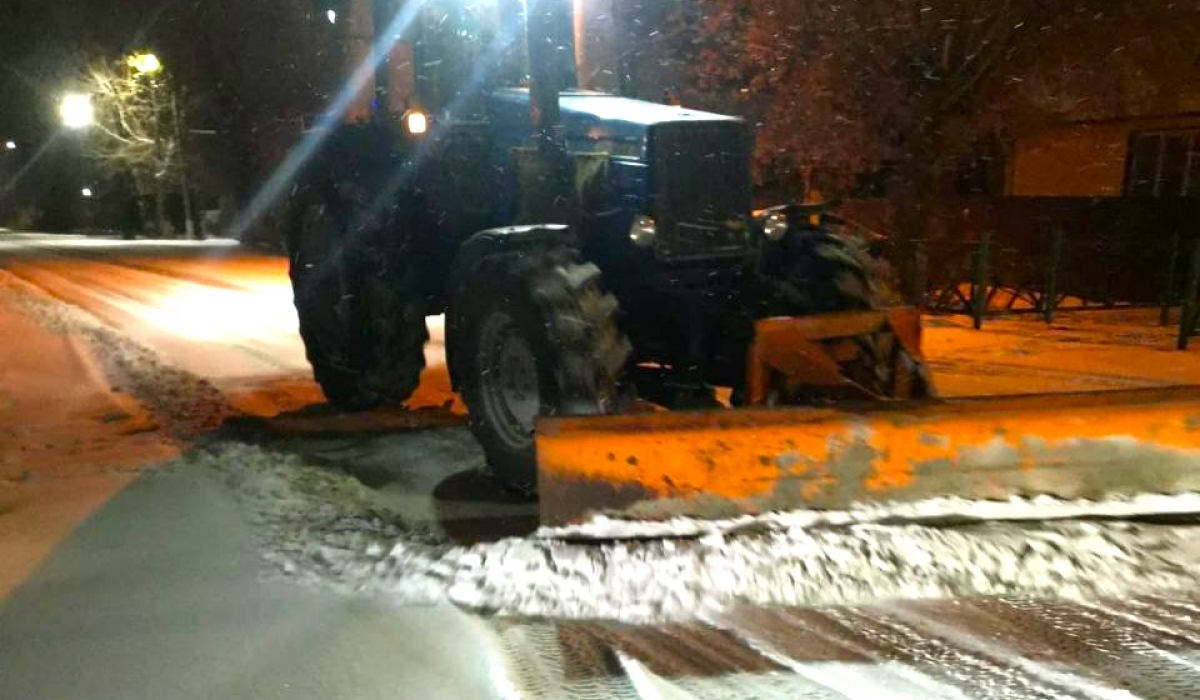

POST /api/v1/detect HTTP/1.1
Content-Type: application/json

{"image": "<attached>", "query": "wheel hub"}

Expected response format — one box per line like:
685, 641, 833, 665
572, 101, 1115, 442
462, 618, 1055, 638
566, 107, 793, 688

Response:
479, 312, 540, 449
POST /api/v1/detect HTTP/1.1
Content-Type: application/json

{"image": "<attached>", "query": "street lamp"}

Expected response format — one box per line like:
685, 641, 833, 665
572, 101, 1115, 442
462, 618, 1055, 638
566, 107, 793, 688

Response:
4, 140, 15, 151
122, 52, 197, 238
60, 93, 95, 129
128, 52, 162, 75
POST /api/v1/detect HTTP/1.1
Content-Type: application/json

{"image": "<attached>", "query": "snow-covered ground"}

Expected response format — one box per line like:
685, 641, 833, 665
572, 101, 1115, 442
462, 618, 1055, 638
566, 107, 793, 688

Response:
0, 234, 459, 416
5, 234, 1200, 626
189, 441, 1200, 623
5, 274, 233, 438
926, 308, 1200, 396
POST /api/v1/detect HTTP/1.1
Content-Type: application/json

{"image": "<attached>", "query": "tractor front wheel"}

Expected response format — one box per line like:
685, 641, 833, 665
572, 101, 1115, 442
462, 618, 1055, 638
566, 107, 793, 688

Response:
455, 250, 631, 494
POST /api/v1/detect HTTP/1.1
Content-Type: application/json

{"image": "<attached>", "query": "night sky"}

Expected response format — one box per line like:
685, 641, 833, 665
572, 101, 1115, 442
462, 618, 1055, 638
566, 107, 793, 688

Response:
1, 1, 148, 139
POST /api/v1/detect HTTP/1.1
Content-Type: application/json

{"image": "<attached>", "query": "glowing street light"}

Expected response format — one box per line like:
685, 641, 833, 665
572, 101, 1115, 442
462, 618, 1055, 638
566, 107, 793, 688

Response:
128, 52, 162, 75
404, 109, 428, 135
4, 140, 15, 151
60, 93, 95, 129
81, 188, 94, 198
326, 9, 337, 24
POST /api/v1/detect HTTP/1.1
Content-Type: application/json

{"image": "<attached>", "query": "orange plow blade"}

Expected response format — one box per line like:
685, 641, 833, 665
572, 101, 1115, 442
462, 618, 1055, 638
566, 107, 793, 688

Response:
537, 386, 1200, 526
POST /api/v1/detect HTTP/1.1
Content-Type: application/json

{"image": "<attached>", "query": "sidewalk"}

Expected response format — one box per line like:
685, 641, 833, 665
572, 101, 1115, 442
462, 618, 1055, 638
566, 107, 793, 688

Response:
923, 308, 1200, 396
0, 279, 176, 599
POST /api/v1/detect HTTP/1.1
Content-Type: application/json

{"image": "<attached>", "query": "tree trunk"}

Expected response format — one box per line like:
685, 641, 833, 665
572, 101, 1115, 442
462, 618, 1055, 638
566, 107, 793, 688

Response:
171, 90, 196, 239
153, 176, 168, 238
130, 171, 149, 240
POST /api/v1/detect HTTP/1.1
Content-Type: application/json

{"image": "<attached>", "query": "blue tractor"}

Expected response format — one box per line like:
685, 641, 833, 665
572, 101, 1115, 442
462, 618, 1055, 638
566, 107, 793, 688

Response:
288, 0, 932, 493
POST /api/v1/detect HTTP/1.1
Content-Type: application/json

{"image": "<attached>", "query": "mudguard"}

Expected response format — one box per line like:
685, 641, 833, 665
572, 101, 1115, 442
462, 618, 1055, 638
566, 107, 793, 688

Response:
446, 224, 579, 391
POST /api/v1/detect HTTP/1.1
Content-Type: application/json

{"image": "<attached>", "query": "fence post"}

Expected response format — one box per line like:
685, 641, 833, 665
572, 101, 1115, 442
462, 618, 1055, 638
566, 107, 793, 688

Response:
1161, 231, 1180, 327
1177, 240, 1200, 351
914, 240, 928, 309
971, 231, 991, 330
1043, 228, 1063, 324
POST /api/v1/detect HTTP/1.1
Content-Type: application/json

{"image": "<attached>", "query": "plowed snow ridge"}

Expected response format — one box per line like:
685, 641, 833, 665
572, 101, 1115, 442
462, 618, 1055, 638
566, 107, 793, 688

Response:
194, 443, 1200, 623
3, 271, 231, 437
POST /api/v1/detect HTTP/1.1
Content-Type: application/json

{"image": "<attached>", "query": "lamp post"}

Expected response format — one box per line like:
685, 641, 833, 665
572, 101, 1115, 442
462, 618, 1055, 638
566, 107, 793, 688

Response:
129, 53, 169, 237
129, 52, 195, 238
1, 141, 17, 223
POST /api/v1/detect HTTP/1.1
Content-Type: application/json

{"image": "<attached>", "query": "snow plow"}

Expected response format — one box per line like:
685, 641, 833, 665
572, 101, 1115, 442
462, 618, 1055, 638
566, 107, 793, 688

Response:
538, 385, 1200, 526
290, 2, 930, 489
288, 0, 1200, 529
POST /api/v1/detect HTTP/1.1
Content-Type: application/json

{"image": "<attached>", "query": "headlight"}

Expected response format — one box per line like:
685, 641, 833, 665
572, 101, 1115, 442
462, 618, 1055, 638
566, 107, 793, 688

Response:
403, 109, 428, 136
763, 211, 788, 241
629, 215, 656, 248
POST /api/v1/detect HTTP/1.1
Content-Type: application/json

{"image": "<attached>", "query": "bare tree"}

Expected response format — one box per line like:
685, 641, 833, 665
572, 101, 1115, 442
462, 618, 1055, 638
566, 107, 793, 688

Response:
675, 0, 1043, 195
85, 58, 180, 236
657, 0, 1084, 299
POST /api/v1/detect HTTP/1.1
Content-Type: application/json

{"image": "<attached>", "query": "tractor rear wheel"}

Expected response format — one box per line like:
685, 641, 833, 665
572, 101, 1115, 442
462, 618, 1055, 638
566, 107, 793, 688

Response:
456, 250, 631, 494
287, 185, 428, 410
762, 231, 934, 400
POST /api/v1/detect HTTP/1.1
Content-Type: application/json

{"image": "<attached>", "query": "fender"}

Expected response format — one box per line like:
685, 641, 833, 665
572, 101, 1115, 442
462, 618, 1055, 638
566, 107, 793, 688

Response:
445, 224, 580, 391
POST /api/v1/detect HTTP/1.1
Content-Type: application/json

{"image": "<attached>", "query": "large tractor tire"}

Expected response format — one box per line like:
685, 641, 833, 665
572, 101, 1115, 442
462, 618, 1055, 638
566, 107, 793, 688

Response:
762, 230, 935, 400
287, 184, 428, 410
455, 249, 631, 494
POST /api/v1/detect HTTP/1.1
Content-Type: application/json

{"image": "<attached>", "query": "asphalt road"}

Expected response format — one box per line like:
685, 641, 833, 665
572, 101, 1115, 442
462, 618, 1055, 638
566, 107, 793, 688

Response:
0, 233, 529, 541
0, 467, 507, 700
4, 232, 1200, 699
0, 233, 526, 699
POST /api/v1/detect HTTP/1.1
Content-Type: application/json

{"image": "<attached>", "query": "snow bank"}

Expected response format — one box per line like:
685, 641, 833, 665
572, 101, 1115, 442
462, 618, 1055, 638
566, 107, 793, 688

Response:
542, 492, 1200, 540
8, 283, 230, 437
191, 442, 1200, 623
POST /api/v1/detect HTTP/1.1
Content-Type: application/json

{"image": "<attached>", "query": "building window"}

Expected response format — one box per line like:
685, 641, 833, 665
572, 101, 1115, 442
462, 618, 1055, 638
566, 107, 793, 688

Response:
1125, 130, 1200, 197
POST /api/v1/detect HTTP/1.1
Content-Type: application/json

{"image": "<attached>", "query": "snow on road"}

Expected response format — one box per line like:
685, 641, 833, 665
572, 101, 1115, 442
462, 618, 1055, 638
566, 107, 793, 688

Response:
189, 440, 1200, 623
0, 234, 459, 415
7, 233, 1200, 413
0, 278, 180, 597
4, 271, 233, 438
5, 233, 1200, 626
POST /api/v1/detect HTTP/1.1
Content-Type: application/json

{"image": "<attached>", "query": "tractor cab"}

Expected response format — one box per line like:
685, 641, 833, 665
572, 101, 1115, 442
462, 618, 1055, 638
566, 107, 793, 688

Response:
340, 0, 757, 279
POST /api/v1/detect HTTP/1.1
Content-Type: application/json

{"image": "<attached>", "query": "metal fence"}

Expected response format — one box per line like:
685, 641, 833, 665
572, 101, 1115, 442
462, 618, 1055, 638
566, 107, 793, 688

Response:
895, 196, 1200, 347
